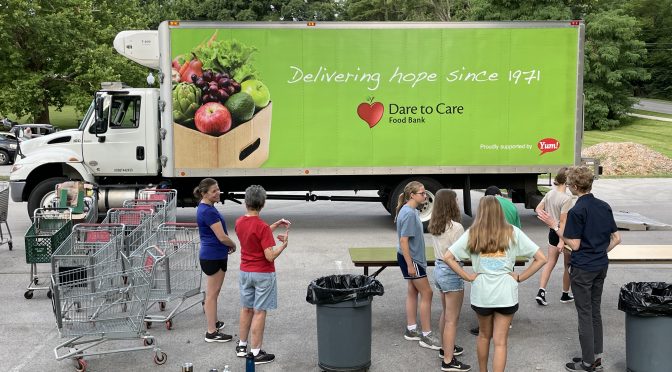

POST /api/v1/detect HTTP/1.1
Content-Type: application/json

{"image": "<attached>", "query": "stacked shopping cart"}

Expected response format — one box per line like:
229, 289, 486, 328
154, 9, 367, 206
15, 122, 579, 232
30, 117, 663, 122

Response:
0, 181, 12, 250
48, 188, 183, 370
24, 208, 72, 299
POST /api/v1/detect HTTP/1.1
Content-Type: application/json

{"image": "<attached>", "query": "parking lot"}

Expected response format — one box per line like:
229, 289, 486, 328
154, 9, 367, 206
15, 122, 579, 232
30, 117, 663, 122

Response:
0, 177, 670, 371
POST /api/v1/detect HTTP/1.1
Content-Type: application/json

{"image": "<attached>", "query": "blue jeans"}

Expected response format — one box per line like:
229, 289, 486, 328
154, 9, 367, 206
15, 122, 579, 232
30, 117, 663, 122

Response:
433, 260, 464, 292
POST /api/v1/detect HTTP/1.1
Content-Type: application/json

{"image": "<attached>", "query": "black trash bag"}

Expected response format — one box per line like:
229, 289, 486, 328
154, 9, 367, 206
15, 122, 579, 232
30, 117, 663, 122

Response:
618, 282, 672, 316
306, 274, 384, 305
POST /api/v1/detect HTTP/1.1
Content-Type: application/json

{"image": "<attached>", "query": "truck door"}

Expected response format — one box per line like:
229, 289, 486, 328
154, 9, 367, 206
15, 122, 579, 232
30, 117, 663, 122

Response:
82, 94, 149, 175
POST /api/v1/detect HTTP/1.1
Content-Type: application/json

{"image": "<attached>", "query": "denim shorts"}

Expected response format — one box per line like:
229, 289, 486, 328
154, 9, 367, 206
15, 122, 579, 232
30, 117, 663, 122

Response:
239, 271, 277, 311
433, 260, 464, 292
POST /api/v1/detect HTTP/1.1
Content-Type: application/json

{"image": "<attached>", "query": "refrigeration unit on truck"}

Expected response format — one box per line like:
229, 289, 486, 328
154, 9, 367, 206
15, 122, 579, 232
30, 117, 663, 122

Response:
9, 20, 590, 224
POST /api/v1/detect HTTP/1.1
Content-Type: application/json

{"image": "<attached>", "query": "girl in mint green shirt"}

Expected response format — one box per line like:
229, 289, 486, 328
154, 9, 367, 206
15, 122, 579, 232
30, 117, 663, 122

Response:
444, 196, 547, 372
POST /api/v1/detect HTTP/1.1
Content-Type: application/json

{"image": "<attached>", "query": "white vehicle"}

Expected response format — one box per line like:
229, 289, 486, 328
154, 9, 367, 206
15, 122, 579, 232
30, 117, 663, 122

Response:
10, 21, 591, 222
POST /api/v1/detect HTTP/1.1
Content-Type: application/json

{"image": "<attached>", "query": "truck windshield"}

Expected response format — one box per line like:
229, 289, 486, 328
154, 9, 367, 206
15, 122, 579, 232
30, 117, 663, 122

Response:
78, 102, 95, 131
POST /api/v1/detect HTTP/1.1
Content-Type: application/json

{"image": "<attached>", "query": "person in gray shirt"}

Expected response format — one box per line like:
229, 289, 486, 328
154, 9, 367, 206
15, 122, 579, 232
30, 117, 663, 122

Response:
395, 181, 442, 351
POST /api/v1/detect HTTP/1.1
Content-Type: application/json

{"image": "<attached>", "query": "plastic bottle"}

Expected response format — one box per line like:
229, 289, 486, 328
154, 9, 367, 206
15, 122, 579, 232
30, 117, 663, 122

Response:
245, 352, 255, 372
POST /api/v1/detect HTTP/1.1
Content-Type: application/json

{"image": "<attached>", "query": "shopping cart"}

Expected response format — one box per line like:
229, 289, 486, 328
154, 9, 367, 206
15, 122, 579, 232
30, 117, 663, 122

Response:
24, 208, 72, 299
51, 248, 167, 371
137, 189, 177, 224
103, 208, 155, 257
51, 224, 126, 282
122, 199, 167, 229
0, 182, 12, 250
131, 223, 203, 330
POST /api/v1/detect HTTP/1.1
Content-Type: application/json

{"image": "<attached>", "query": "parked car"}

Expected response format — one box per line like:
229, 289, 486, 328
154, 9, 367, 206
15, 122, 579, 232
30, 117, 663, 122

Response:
0, 132, 19, 165
1, 118, 17, 130
9, 124, 59, 139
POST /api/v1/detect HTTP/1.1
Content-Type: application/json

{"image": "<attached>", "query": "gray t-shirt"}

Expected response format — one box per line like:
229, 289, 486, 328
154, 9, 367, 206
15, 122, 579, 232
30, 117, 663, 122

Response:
540, 188, 575, 222
396, 205, 427, 267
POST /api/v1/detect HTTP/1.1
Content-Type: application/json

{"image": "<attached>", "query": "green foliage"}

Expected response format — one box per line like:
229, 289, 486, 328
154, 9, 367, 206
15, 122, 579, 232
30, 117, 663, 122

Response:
344, 0, 473, 21
583, 9, 649, 130
625, 0, 672, 100
583, 116, 672, 159
0, 0, 150, 123
470, 0, 572, 20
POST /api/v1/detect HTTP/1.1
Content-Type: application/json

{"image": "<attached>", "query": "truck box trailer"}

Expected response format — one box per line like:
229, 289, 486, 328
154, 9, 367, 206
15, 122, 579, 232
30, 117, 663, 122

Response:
10, 21, 589, 223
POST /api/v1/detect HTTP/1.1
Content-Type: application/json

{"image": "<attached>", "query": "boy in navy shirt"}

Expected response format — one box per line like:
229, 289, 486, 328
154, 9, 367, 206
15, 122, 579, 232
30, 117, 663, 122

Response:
538, 166, 621, 372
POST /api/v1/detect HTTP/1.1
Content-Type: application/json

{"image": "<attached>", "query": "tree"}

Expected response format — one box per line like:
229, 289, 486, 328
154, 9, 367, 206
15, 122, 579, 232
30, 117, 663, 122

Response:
583, 9, 649, 130
626, 0, 672, 99
0, 0, 150, 123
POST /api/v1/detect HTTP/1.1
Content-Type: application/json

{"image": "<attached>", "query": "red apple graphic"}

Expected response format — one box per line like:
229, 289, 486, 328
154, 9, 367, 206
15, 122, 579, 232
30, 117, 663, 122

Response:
357, 100, 384, 128
195, 102, 232, 135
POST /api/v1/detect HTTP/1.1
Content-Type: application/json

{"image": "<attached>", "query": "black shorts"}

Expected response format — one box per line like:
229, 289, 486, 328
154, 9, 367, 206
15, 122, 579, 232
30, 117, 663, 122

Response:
397, 253, 427, 280
548, 228, 560, 246
471, 304, 519, 316
200, 259, 228, 276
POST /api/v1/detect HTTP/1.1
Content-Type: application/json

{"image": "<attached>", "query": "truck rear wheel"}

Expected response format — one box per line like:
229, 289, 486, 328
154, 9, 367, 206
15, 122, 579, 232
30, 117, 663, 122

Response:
387, 177, 442, 230
27, 177, 68, 220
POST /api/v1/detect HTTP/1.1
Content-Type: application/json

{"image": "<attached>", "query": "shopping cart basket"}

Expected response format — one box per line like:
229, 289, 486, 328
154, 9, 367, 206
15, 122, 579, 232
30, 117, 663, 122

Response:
103, 208, 154, 257
24, 208, 72, 299
51, 224, 126, 282
137, 189, 177, 224
131, 223, 203, 330
0, 182, 12, 250
51, 249, 167, 370
122, 199, 167, 229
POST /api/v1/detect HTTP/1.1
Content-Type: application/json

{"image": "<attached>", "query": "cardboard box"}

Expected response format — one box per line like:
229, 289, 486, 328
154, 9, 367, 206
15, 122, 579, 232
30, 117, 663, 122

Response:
174, 103, 272, 169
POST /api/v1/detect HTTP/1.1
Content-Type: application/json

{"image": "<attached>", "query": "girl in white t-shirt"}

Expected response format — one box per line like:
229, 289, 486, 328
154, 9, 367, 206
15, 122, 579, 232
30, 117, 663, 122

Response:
428, 189, 470, 371
444, 196, 547, 372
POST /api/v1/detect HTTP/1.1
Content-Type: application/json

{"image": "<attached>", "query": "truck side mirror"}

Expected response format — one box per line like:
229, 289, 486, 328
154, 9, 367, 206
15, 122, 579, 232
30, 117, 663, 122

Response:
93, 95, 112, 135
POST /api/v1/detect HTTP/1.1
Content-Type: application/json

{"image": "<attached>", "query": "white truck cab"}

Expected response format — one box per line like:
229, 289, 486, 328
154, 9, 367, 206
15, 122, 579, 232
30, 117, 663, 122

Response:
9, 85, 160, 216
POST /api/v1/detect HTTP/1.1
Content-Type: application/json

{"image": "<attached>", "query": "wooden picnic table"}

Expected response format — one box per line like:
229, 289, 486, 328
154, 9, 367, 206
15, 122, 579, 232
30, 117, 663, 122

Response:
608, 245, 672, 264
349, 247, 528, 277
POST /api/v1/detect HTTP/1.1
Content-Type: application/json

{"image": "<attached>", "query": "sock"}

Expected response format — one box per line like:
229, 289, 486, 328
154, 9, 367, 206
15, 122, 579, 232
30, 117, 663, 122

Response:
251, 348, 260, 356
563, 290, 570, 294
422, 331, 431, 337
539, 287, 546, 292
595, 353, 603, 360
407, 324, 417, 331
582, 361, 592, 368
239, 340, 247, 346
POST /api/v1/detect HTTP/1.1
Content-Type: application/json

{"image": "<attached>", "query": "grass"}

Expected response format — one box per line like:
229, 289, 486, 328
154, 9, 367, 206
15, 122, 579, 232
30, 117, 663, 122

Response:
631, 109, 672, 119
583, 116, 672, 159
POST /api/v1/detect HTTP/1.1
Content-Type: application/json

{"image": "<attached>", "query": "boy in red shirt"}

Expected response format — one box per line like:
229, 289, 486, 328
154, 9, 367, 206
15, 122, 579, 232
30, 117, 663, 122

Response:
235, 185, 290, 365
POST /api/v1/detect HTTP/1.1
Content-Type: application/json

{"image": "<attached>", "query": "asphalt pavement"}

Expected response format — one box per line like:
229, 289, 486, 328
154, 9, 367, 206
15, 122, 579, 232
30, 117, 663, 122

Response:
0, 179, 670, 372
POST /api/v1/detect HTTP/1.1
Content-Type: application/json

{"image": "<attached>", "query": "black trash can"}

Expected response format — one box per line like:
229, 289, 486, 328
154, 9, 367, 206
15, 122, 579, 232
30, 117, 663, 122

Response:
306, 275, 384, 372
618, 282, 672, 372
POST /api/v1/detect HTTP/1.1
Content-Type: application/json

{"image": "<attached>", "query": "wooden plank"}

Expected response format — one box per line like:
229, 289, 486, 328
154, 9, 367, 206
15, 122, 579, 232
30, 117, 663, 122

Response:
349, 247, 528, 267
608, 245, 672, 264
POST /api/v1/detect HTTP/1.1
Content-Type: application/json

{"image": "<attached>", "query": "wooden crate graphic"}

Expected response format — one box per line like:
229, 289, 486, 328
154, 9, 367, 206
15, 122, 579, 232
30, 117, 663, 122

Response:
174, 103, 272, 169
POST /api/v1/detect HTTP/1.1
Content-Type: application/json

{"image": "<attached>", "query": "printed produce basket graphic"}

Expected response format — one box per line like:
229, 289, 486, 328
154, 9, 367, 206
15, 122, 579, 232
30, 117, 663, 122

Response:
172, 33, 272, 169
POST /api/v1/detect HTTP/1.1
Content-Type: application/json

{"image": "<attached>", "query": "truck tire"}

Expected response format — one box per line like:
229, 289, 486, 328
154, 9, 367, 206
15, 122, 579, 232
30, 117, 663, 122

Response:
27, 177, 68, 220
387, 177, 442, 230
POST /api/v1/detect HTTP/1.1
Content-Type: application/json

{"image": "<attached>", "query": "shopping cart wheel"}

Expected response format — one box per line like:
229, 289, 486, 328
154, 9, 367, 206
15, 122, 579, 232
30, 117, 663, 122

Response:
202, 300, 205, 312
159, 301, 166, 311
143, 338, 154, 346
145, 321, 152, 329
47, 290, 53, 299
153, 352, 167, 365
24, 290, 34, 300
74, 358, 87, 372
8, 241, 12, 250
165, 320, 173, 330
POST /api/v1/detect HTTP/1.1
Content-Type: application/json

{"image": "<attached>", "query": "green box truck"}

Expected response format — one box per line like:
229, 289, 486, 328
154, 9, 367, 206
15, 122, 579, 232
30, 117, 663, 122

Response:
10, 21, 591, 222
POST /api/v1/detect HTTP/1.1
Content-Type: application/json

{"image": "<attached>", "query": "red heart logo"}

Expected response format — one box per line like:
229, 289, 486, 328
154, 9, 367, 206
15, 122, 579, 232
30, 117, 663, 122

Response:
357, 102, 384, 128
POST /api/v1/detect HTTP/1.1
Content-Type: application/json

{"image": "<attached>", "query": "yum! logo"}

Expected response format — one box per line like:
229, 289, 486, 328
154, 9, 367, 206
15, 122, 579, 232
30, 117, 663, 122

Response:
357, 97, 384, 128
538, 138, 560, 155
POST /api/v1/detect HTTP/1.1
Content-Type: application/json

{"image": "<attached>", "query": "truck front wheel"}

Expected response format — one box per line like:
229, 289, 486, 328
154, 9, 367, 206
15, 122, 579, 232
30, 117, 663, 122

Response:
27, 177, 68, 219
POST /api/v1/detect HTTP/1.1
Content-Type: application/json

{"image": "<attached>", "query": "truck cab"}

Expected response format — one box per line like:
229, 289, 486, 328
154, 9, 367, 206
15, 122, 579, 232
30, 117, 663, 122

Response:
9, 86, 160, 216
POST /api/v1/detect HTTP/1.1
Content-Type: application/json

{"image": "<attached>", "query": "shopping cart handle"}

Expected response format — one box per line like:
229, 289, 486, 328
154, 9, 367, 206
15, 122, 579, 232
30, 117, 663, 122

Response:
159, 222, 197, 228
